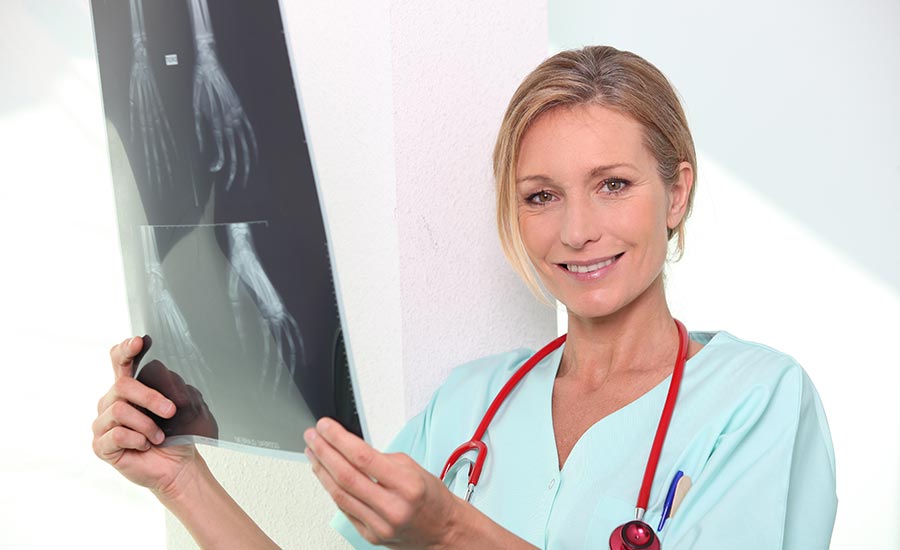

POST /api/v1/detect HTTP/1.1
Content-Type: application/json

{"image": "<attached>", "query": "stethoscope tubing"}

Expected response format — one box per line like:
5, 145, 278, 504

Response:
442, 320, 689, 550
441, 319, 688, 520
439, 333, 567, 487
635, 319, 688, 515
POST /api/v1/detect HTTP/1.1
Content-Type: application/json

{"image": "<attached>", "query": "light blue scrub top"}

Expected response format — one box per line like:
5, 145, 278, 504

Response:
334, 331, 837, 549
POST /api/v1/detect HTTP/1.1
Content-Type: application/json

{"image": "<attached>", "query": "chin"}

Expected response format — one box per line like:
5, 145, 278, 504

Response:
567, 306, 621, 323
556, 293, 626, 322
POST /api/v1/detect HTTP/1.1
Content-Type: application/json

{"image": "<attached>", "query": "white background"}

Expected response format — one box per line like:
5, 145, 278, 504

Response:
0, 1, 165, 548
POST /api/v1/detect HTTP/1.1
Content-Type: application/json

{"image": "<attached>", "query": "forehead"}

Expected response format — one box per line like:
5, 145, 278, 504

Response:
516, 104, 653, 178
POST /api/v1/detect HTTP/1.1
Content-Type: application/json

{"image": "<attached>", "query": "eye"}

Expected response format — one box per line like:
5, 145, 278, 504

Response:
600, 178, 630, 194
525, 190, 556, 205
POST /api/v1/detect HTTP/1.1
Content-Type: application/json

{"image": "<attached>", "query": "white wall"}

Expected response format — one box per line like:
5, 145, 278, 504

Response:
551, 1, 900, 548
0, 1, 553, 549
391, 2, 554, 416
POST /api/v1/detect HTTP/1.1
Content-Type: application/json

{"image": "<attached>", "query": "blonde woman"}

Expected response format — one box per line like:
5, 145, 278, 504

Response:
94, 46, 837, 549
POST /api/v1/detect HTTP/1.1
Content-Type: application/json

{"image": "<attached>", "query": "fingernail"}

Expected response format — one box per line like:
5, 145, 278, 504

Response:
128, 336, 137, 348
317, 417, 332, 431
304, 429, 317, 443
153, 430, 165, 444
160, 400, 175, 416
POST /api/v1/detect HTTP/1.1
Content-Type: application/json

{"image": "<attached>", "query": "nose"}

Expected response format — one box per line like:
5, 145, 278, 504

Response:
560, 195, 601, 249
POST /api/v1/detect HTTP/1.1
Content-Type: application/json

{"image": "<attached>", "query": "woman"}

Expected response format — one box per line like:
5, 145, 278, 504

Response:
92, 46, 837, 549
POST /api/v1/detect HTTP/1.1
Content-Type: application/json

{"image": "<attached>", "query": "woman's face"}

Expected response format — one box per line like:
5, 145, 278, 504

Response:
515, 104, 691, 321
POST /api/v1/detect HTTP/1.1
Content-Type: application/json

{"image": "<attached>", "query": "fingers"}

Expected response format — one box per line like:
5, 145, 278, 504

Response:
109, 336, 144, 379
93, 371, 175, 464
94, 425, 154, 462
240, 116, 257, 190
307, 420, 441, 545
193, 80, 205, 152
93, 398, 166, 448
304, 421, 392, 506
287, 314, 305, 366
146, 100, 163, 189
97, 375, 176, 420
225, 126, 237, 191
244, 116, 258, 162
238, 128, 251, 190
305, 446, 392, 542
148, 77, 175, 177
314, 418, 395, 485
344, 514, 381, 548
135, 84, 154, 188
307, 418, 435, 531
204, 84, 225, 172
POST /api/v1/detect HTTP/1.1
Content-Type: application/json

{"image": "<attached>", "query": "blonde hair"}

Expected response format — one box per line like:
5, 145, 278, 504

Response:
493, 46, 697, 297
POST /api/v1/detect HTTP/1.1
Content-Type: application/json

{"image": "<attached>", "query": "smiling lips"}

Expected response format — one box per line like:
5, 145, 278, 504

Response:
560, 253, 623, 277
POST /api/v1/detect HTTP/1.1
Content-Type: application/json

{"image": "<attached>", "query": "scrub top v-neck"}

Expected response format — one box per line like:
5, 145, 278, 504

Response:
333, 331, 837, 550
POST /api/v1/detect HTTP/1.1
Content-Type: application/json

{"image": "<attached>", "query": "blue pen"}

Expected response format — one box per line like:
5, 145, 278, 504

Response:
658, 470, 684, 532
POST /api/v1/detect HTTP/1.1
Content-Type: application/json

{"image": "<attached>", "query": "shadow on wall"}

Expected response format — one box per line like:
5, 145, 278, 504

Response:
550, 0, 900, 294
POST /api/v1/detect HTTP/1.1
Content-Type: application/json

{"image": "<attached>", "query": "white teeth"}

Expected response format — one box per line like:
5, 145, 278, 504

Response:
566, 256, 616, 273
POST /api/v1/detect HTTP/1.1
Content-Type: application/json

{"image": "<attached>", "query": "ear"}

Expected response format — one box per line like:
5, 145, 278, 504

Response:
666, 161, 694, 231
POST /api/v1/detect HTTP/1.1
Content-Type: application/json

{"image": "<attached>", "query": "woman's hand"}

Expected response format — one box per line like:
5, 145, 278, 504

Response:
92, 336, 199, 499
304, 418, 463, 550
92, 336, 281, 549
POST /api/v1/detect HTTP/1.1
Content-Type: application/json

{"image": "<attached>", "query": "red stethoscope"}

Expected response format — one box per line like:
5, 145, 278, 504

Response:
440, 319, 689, 550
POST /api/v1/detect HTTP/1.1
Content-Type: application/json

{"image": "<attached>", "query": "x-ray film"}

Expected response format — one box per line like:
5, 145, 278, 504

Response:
90, 0, 364, 459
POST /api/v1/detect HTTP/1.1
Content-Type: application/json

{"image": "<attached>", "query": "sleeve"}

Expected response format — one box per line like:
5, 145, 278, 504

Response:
329, 395, 439, 549
781, 370, 837, 549
665, 365, 837, 550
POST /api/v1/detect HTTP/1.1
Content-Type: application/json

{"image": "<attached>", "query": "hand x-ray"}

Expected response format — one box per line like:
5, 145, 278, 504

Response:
90, 0, 364, 458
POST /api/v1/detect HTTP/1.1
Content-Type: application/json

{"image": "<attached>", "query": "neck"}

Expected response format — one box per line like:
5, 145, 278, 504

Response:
559, 275, 678, 385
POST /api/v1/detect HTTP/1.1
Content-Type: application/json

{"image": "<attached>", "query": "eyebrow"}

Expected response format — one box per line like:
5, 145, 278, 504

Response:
516, 163, 638, 185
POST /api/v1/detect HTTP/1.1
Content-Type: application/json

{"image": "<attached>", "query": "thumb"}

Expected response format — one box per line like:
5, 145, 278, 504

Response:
111, 335, 145, 379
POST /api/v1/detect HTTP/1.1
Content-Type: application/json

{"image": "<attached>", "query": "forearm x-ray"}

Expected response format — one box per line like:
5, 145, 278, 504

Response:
187, 0, 258, 191
227, 223, 305, 394
128, 0, 176, 191
140, 225, 211, 392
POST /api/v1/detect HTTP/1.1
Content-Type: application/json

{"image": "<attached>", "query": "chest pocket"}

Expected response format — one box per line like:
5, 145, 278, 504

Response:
580, 468, 696, 549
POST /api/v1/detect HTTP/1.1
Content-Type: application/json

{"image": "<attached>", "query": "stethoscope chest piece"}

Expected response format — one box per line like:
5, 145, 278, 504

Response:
609, 520, 660, 550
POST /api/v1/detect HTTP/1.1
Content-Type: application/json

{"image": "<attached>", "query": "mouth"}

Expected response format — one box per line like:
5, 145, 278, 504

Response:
558, 253, 624, 276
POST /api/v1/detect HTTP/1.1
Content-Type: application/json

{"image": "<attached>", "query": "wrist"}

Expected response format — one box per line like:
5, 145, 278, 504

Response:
152, 453, 212, 509
428, 497, 467, 550
432, 499, 540, 550
151, 454, 279, 549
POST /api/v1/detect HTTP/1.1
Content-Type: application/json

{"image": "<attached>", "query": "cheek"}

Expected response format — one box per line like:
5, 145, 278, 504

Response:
643, 205, 674, 263
617, 200, 670, 258
518, 213, 551, 256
